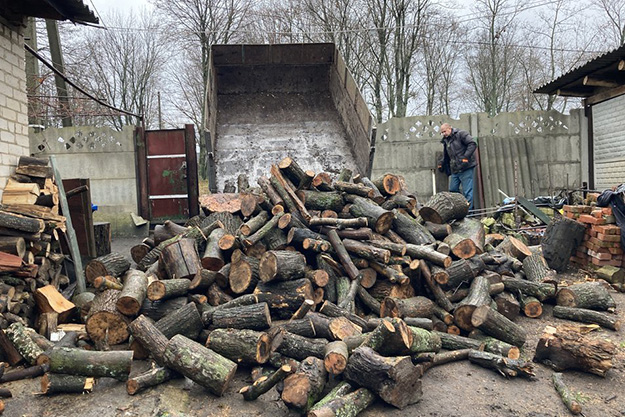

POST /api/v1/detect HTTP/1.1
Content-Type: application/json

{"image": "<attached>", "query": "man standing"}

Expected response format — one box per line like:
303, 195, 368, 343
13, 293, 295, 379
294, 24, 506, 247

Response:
438, 123, 478, 209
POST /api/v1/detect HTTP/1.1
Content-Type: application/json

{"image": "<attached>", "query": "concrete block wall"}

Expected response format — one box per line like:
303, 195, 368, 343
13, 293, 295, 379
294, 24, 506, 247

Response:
372, 110, 582, 208
0, 21, 29, 200
29, 125, 144, 237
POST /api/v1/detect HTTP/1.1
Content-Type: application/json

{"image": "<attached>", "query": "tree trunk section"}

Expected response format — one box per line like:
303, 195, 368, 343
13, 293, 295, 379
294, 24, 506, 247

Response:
450, 218, 485, 254
147, 279, 190, 302
206, 328, 272, 364
308, 387, 375, 417
522, 253, 556, 282
277, 331, 327, 360
534, 329, 616, 376
41, 373, 94, 395
44, 347, 132, 381
424, 222, 451, 240
419, 192, 468, 224
344, 346, 422, 409
454, 275, 492, 331
260, 250, 306, 283
116, 269, 147, 316
86, 289, 129, 345
502, 276, 556, 302
541, 217, 586, 271
556, 282, 616, 311
552, 305, 621, 331
163, 334, 237, 396
126, 366, 178, 395
84, 252, 130, 285
380, 296, 433, 319
202, 228, 226, 271
392, 212, 435, 245
346, 195, 394, 234
211, 302, 272, 330
282, 356, 327, 413
471, 305, 527, 347
160, 238, 202, 279
128, 314, 169, 365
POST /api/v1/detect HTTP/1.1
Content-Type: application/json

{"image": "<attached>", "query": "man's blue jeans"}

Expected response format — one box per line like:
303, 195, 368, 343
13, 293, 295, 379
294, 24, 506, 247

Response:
449, 167, 475, 210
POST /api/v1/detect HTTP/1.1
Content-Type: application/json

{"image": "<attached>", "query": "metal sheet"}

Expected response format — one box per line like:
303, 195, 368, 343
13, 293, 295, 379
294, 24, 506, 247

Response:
147, 129, 186, 156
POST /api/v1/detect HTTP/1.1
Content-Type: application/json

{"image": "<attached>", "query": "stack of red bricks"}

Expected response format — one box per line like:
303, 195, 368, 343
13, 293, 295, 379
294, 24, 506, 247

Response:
564, 205, 623, 268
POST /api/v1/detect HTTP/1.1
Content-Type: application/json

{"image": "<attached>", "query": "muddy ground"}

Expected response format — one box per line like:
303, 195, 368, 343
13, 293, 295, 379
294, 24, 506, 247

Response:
2, 237, 624, 417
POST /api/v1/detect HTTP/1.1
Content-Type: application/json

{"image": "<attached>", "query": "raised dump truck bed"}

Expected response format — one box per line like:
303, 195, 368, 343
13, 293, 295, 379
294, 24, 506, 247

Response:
206, 43, 374, 192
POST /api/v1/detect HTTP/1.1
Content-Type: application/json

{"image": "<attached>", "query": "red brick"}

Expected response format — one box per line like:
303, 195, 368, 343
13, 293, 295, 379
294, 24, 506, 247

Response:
578, 215, 605, 225
591, 209, 603, 218
608, 247, 623, 255
590, 229, 598, 238
594, 225, 621, 235
589, 237, 618, 248
588, 250, 612, 260
591, 257, 622, 267
601, 207, 613, 216
563, 205, 592, 214
596, 233, 621, 242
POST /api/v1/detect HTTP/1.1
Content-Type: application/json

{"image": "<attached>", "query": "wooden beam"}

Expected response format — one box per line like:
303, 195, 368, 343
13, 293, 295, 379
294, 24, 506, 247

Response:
619, 60, 625, 71
583, 76, 621, 88
49, 156, 86, 294
555, 88, 592, 98
586, 84, 625, 106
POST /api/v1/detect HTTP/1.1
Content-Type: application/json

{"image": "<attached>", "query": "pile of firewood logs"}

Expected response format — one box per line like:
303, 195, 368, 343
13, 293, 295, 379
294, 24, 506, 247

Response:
0, 156, 70, 333
0, 156, 621, 416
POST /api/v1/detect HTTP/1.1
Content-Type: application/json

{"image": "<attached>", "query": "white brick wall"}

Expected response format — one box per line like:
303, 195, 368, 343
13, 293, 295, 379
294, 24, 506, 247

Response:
0, 20, 29, 199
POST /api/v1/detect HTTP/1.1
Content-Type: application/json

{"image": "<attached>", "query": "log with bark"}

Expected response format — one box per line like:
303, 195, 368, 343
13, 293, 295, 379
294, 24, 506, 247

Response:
5, 322, 44, 365
160, 238, 202, 279
282, 356, 327, 413
501, 276, 556, 302
533, 327, 616, 376
211, 302, 272, 330
116, 269, 148, 316
552, 372, 582, 415
239, 364, 294, 401
556, 282, 616, 311
308, 387, 376, 417
277, 331, 327, 360
85, 289, 129, 345
84, 252, 130, 284
163, 334, 237, 396
552, 305, 621, 331
202, 228, 226, 270
380, 296, 433, 319
147, 278, 191, 302
344, 346, 422, 409
42, 347, 132, 381
541, 216, 586, 271
206, 328, 273, 364
345, 195, 394, 234
454, 275, 492, 331
522, 253, 556, 282
468, 350, 535, 378
260, 250, 307, 283
392, 212, 435, 245
419, 192, 468, 224
126, 366, 178, 395
471, 305, 527, 347
40, 373, 94, 395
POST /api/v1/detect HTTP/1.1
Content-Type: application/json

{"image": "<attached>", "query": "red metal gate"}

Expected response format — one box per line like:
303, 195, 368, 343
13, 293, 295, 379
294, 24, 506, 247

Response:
136, 125, 199, 223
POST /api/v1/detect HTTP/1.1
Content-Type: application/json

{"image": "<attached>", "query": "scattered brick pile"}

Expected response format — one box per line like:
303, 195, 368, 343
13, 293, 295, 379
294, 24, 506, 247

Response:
564, 205, 623, 270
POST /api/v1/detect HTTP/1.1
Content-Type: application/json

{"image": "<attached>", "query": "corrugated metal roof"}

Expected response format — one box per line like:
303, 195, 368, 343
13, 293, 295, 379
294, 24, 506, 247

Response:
534, 43, 625, 95
0, 0, 99, 25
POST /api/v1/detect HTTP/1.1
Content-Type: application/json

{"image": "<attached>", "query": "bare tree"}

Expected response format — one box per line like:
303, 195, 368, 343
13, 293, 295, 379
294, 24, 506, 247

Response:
465, 0, 523, 116
592, 0, 625, 47
65, 9, 168, 129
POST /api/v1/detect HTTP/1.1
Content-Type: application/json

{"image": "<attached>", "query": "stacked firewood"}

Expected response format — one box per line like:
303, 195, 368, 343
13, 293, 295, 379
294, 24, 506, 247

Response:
0, 156, 620, 416
0, 156, 69, 331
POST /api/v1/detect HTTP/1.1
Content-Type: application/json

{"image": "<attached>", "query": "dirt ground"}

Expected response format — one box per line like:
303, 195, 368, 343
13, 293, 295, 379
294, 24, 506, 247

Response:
1, 237, 624, 417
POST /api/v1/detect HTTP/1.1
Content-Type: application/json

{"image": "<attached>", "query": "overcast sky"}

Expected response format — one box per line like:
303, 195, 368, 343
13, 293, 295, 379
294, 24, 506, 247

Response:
89, 0, 152, 22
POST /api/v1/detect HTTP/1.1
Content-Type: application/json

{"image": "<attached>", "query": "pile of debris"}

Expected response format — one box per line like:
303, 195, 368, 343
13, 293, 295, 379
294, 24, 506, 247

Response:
0, 157, 621, 416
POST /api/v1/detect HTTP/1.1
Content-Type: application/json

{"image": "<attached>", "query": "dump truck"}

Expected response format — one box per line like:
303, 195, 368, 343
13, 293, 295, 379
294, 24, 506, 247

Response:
205, 43, 375, 192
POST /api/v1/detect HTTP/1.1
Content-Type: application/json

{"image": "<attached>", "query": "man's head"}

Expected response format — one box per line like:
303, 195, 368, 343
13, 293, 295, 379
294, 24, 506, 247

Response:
440, 123, 452, 137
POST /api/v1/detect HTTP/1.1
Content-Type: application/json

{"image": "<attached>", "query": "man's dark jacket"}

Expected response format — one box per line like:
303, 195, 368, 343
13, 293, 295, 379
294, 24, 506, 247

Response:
439, 128, 477, 175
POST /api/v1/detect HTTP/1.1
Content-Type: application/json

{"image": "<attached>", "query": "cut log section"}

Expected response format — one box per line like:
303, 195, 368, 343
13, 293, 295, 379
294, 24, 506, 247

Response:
86, 289, 130, 345
496, 236, 532, 261
468, 350, 535, 378
126, 366, 178, 395
41, 373, 94, 395
34, 285, 75, 323
534, 328, 616, 376
84, 252, 130, 284
556, 282, 616, 311
345, 195, 394, 234
522, 253, 556, 282
259, 250, 306, 283
160, 238, 202, 279
147, 279, 191, 302
471, 305, 527, 347
454, 276, 492, 331
541, 217, 586, 271
419, 192, 469, 224
206, 328, 272, 364
552, 305, 621, 331
43, 347, 133, 381
282, 356, 327, 413
163, 334, 237, 396
116, 269, 148, 316
344, 346, 422, 409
